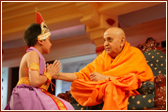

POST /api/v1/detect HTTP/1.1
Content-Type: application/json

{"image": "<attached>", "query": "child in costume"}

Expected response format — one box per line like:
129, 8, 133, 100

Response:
4, 11, 74, 110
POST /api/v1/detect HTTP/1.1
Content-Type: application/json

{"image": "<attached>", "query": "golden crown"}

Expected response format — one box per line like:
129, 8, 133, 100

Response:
35, 8, 51, 40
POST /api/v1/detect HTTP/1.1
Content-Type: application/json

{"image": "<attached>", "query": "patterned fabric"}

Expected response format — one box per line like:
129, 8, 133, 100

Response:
128, 49, 166, 110
128, 94, 155, 110
143, 49, 166, 77
138, 81, 155, 95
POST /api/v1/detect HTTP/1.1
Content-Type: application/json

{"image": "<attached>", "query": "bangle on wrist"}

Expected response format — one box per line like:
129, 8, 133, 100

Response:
43, 72, 56, 91
44, 72, 51, 82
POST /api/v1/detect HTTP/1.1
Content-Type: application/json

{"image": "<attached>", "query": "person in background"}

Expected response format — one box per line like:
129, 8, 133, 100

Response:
4, 10, 74, 110
54, 27, 154, 110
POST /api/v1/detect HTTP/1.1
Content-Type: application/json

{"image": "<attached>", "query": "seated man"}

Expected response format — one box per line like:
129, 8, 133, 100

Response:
53, 27, 154, 110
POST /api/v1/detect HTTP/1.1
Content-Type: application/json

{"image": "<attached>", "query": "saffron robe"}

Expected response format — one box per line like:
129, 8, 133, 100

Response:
70, 41, 154, 110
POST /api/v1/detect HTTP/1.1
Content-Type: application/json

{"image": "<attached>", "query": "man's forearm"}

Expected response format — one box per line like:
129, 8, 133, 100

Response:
53, 72, 77, 82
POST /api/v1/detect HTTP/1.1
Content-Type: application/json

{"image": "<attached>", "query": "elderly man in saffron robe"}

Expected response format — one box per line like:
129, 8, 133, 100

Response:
53, 27, 154, 110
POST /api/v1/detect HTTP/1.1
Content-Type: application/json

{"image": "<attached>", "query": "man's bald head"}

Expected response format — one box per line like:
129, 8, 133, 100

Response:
104, 27, 126, 40
103, 27, 126, 58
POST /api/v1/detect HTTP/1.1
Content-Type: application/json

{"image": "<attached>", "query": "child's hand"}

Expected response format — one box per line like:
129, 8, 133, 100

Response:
46, 60, 61, 78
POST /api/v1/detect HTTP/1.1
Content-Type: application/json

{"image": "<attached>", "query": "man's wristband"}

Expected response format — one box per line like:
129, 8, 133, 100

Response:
56, 72, 59, 79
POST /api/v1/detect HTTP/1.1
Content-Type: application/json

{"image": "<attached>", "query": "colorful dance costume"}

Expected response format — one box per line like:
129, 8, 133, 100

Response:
5, 47, 74, 110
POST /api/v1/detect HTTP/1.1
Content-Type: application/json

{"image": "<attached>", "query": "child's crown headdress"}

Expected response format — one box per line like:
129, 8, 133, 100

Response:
35, 8, 51, 40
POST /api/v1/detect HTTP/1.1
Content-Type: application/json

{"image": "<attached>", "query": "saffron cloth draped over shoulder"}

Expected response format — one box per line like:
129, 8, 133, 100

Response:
70, 41, 154, 110
75, 41, 154, 82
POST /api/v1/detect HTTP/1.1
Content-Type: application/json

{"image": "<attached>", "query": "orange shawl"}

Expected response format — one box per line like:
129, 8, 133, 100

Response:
75, 41, 154, 82
71, 41, 154, 110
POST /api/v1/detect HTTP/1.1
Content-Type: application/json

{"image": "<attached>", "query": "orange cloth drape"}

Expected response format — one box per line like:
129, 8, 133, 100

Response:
71, 73, 141, 110
75, 41, 154, 82
70, 41, 154, 110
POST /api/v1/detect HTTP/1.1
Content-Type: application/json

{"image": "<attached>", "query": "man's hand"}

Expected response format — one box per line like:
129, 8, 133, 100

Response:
89, 72, 110, 81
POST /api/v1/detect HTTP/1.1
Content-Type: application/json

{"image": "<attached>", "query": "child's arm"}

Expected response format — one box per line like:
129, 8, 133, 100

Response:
27, 51, 61, 87
27, 51, 48, 87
